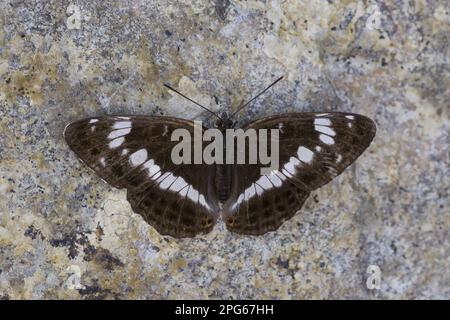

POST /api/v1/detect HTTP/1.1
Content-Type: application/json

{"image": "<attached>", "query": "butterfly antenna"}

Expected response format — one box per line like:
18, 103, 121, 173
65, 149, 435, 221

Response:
229, 76, 284, 119
163, 83, 222, 121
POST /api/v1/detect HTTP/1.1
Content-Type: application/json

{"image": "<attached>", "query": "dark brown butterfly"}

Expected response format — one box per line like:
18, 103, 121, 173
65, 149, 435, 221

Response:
64, 78, 376, 238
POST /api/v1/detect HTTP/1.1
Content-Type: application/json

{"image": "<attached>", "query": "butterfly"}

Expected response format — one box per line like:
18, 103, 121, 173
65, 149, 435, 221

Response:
64, 77, 376, 238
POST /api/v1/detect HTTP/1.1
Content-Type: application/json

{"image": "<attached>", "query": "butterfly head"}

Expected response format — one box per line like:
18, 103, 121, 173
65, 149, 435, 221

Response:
214, 111, 236, 130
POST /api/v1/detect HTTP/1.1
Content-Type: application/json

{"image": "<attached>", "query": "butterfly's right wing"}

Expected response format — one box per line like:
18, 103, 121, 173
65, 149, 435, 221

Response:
64, 115, 219, 238
223, 112, 376, 235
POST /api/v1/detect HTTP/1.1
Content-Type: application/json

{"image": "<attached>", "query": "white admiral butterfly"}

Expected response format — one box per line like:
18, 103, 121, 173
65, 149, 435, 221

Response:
64, 77, 376, 238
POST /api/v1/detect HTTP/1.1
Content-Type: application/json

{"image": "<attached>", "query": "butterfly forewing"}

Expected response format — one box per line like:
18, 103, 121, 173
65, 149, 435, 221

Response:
222, 112, 376, 235
64, 116, 219, 238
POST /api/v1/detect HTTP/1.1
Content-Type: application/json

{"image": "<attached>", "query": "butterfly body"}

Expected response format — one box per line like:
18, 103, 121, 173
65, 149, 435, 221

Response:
64, 112, 376, 238
214, 164, 232, 202
212, 115, 237, 202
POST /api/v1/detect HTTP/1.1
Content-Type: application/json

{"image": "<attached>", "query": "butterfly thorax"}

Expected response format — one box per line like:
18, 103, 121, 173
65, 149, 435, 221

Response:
215, 163, 232, 202
214, 112, 235, 131
213, 113, 235, 202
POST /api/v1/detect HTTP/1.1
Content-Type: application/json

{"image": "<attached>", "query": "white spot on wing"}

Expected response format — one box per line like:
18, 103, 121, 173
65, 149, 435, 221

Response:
159, 173, 177, 189
345, 115, 355, 120
267, 171, 282, 187
126, 160, 212, 211
146, 161, 161, 178
121, 148, 129, 156
179, 186, 189, 197
237, 193, 245, 204
314, 118, 331, 126
143, 159, 154, 169
108, 128, 131, 139
282, 155, 302, 178
282, 168, 294, 178
187, 188, 199, 203
152, 171, 162, 180
255, 183, 264, 196
278, 122, 284, 133
232, 193, 245, 210
256, 175, 273, 190
152, 175, 208, 209
244, 184, 256, 200
315, 146, 322, 152
91, 125, 96, 132
199, 194, 210, 210
297, 146, 314, 163
315, 125, 336, 136
99, 157, 106, 167
320, 134, 335, 145
129, 149, 147, 166
169, 177, 189, 192
336, 154, 343, 163
89, 119, 98, 124
155, 172, 170, 184
108, 137, 124, 149
113, 121, 132, 129
289, 156, 301, 166
162, 125, 169, 136
274, 170, 287, 181
283, 159, 296, 175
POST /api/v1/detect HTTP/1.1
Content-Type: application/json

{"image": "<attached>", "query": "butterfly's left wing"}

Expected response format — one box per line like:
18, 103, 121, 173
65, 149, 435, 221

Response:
222, 112, 376, 235
64, 115, 219, 238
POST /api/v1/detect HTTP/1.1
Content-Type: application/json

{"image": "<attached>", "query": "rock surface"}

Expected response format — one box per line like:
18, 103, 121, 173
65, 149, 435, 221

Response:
0, 0, 448, 299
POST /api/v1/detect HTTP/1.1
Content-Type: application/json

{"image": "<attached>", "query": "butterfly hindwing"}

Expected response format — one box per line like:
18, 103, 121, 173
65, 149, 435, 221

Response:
64, 115, 219, 238
222, 112, 376, 235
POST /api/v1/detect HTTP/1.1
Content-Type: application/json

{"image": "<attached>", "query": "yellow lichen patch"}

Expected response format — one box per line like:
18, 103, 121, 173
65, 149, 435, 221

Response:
1, 33, 64, 106
13, 237, 35, 257
261, 0, 338, 77
170, 257, 187, 273
6, 70, 44, 106
22, 270, 45, 299
32, 152, 49, 172
115, 37, 192, 110
135, 38, 160, 85
117, 262, 148, 299
0, 226, 13, 246
1, 33, 101, 112
47, 245, 71, 267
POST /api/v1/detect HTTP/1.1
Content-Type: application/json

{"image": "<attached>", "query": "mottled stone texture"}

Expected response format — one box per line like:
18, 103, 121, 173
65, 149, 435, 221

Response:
0, 0, 448, 299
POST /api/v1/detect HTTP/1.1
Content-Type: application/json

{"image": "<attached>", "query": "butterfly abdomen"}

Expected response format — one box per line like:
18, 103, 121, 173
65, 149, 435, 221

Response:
215, 164, 232, 202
